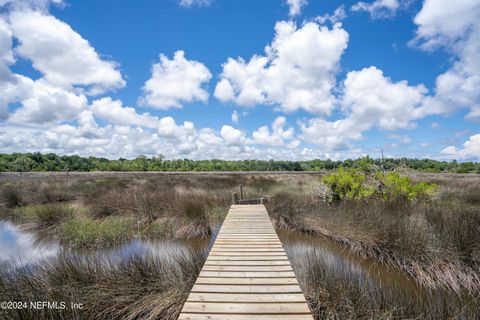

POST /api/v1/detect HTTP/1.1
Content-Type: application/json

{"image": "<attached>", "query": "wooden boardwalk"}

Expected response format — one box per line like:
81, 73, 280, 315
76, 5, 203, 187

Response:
178, 204, 313, 320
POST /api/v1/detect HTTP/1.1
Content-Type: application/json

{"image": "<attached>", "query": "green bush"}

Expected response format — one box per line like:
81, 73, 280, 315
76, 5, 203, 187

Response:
376, 172, 437, 200
323, 169, 437, 202
322, 168, 375, 201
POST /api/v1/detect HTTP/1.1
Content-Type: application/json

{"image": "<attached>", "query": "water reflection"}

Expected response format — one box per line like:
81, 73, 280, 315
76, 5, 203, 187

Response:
280, 230, 422, 294
0, 220, 60, 267
0, 220, 216, 269
279, 230, 480, 318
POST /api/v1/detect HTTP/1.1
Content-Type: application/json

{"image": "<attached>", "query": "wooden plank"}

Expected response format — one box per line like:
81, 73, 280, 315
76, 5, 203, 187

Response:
204, 260, 291, 266
213, 243, 283, 249
207, 256, 289, 261
209, 252, 287, 256
202, 265, 293, 271
181, 302, 311, 314
186, 292, 306, 302
199, 271, 296, 278
210, 248, 285, 252
214, 240, 282, 243
178, 314, 313, 320
191, 284, 303, 293
195, 277, 298, 285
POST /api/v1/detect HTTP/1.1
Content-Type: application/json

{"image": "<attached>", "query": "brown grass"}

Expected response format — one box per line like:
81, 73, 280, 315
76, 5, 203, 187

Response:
267, 174, 480, 294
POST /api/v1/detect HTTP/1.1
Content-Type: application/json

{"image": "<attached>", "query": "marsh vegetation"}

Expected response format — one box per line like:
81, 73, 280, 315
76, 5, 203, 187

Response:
0, 171, 479, 319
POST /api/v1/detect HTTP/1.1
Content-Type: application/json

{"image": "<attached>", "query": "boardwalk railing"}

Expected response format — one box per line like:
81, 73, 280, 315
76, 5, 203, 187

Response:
178, 204, 313, 320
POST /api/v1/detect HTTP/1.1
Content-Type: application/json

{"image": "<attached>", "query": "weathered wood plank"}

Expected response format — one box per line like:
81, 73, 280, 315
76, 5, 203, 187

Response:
206, 256, 289, 261
181, 302, 311, 314
178, 314, 313, 320
195, 277, 298, 285
199, 271, 296, 278
201, 265, 293, 271
209, 252, 287, 256
186, 292, 306, 302
191, 284, 303, 293
204, 260, 291, 266
210, 248, 285, 252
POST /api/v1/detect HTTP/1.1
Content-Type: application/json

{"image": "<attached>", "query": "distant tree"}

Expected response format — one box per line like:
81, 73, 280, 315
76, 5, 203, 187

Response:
12, 155, 36, 172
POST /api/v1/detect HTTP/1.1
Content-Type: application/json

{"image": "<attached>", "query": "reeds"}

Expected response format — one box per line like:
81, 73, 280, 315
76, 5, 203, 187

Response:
267, 176, 480, 294
288, 243, 480, 319
0, 174, 238, 248
0, 248, 204, 320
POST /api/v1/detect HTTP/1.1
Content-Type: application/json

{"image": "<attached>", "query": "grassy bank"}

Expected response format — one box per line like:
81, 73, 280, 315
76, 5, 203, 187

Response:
267, 171, 480, 294
0, 175, 245, 247
0, 249, 204, 320
288, 242, 480, 319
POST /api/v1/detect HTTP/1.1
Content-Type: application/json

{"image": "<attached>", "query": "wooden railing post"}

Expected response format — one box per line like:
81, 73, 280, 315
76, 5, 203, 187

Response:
232, 192, 239, 205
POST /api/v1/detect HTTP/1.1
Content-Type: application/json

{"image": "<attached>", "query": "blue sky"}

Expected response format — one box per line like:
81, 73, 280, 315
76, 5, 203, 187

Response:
0, 0, 479, 160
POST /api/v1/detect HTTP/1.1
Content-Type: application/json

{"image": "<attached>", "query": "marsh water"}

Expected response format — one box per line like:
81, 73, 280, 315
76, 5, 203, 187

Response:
0, 220, 213, 269
1, 219, 478, 318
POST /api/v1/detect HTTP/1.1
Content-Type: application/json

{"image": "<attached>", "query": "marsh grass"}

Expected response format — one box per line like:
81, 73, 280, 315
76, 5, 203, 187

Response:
0, 249, 203, 320
14, 203, 77, 230
267, 175, 480, 293
291, 245, 480, 320
1, 172, 479, 319
60, 216, 138, 248
0, 184, 23, 209
0, 174, 243, 248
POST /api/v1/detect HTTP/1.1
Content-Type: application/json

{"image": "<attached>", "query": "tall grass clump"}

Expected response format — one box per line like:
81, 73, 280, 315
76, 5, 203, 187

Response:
0, 249, 204, 320
0, 184, 23, 208
14, 203, 77, 230
60, 216, 138, 248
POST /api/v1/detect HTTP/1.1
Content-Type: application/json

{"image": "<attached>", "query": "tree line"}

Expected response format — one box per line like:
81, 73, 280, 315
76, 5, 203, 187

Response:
0, 153, 478, 173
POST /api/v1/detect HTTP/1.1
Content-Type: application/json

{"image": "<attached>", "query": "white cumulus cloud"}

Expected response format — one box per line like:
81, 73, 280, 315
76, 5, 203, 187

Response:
8, 78, 88, 124
215, 20, 349, 115
301, 66, 428, 149
412, 0, 480, 120
140, 50, 212, 109
441, 133, 480, 160
8, 9, 125, 95
286, 0, 308, 16
249, 116, 295, 146
91, 97, 160, 129
220, 125, 245, 146
351, 0, 399, 19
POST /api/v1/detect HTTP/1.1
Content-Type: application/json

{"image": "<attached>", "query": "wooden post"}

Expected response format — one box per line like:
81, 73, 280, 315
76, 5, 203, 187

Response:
239, 184, 243, 200
232, 192, 239, 205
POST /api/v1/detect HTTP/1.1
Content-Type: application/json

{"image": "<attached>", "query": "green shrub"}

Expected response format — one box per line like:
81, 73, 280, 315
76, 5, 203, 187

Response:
376, 172, 437, 200
323, 169, 437, 202
322, 168, 375, 201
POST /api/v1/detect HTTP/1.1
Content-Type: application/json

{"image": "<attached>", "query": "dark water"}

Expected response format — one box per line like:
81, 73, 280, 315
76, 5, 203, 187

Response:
279, 230, 480, 318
